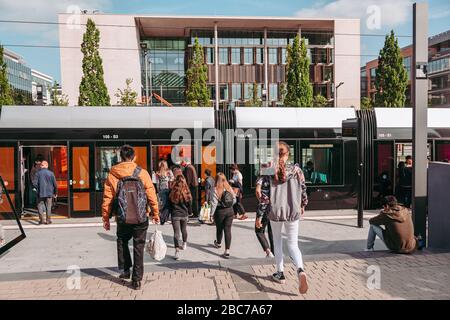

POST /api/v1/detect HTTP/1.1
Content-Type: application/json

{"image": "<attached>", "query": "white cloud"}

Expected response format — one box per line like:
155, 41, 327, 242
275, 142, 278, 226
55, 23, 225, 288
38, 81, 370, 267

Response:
0, 0, 112, 43
295, 0, 414, 30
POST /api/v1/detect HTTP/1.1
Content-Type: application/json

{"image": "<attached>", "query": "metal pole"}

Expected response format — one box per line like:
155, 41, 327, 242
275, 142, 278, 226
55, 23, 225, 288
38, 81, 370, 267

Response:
264, 27, 269, 107
214, 22, 219, 110
144, 50, 149, 106
149, 54, 153, 106
412, 2, 428, 244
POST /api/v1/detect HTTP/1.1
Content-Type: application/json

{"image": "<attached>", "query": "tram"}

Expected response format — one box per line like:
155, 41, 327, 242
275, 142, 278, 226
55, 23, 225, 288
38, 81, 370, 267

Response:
1, 105, 450, 218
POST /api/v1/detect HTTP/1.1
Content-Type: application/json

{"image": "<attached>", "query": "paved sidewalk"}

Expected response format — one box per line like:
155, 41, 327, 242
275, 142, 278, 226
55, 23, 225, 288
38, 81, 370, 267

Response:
1, 251, 449, 300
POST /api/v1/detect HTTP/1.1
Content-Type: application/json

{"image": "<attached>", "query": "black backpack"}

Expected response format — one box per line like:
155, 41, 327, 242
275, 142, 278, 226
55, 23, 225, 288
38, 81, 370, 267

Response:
114, 167, 148, 224
219, 190, 234, 208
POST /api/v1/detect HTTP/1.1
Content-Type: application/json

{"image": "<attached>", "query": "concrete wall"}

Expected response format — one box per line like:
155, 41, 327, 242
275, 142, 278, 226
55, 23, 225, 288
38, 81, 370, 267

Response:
59, 14, 142, 106
334, 19, 360, 108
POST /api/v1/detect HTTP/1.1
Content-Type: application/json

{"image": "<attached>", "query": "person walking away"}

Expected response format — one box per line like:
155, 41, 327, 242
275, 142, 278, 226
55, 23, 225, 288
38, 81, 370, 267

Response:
102, 145, 160, 290
255, 166, 274, 258
210, 173, 236, 258
181, 160, 199, 217
153, 160, 174, 224
204, 169, 215, 205
29, 155, 44, 211
168, 175, 192, 260
366, 195, 417, 253
266, 141, 309, 295
35, 161, 57, 225
229, 164, 247, 220
400, 156, 413, 208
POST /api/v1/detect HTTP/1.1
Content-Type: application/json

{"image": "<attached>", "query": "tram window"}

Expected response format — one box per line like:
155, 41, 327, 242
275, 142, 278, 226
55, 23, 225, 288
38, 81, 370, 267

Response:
95, 146, 121, 191
151, 145, 192, 172
252, 143, 295, 187
301, 143, 343, 185
436, 142, 450, 162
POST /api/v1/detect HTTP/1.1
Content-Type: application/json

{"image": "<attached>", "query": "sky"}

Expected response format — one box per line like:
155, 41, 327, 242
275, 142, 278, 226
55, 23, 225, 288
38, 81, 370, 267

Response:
0, 0, 449, 83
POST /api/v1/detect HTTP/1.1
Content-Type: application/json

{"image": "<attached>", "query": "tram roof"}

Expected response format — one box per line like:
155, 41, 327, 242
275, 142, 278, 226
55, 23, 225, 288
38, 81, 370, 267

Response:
375, 108, 450, 128
0, 106, 215, 129
235, 107, 357, 128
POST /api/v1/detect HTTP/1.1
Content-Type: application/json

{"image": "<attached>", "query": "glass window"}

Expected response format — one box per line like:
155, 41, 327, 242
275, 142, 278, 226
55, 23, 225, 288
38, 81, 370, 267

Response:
281, 48, 287, 65
244, 48, 253, 64
244, 83, 262, 101
219, 84, 229, 100
206, 48, 214, 64
301, 142, 343, 185
268, 48, 278, 65
231, 48, 241, 64
256, 48, 264, 64
95, 146, 121, 191
232, 83, 242, 101
219, 48, 228, 64
269, 83, 278, 101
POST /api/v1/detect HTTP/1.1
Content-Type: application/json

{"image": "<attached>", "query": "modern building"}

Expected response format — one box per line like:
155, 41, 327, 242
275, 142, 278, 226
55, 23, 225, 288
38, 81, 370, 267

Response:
31, 69, 54, 105
2, 48, 54, 105
3, 48, 32, 103
361, 29, 450, 108
58, 14, 361, 108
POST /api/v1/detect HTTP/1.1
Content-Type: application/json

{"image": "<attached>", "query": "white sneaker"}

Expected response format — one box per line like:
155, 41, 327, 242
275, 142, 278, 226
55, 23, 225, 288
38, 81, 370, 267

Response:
266, 251, 274, 258
364, 248, 374, 252
182, 242, 187, 250
174, 250, 180, 260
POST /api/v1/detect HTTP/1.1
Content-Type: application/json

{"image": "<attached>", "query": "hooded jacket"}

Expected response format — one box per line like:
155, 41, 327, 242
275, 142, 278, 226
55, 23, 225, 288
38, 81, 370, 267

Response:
369, 205, 417, 253
102, 161, 159, 223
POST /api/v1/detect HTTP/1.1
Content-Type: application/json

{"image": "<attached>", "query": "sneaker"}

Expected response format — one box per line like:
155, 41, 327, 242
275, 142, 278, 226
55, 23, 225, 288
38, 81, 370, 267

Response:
182, 242, 187, 250
222, 252, 230, 259
119, 270, 131, 279
214, 240, 222, 249
174, 250, 180, 260
272, 271, 286, 284
298, 269, 308, 294
364, 248, 374, 252
47, 220, 52, 225
266, 251, 275, 258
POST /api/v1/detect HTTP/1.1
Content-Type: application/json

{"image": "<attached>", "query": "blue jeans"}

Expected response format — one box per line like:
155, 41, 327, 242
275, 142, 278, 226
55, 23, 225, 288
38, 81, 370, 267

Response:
367, 224, 385, 249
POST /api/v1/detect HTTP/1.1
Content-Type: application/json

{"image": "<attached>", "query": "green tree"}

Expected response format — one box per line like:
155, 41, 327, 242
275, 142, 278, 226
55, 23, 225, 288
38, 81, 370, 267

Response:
313, 94, 329, 107
51, 82, 69, 106
78, 18, 110, 106
0, 45, 14, 105
115, 78, 138, 106
284, 35, 313, 107
374, 30, 408, 107
13, 89, 32, 105
244, 83, 262, 107
186, 37, 210, 107
360, 97, 373, 110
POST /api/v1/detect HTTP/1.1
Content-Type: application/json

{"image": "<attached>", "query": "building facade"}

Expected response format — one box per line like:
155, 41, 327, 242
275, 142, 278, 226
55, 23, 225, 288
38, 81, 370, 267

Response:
31, 69, 53, 105
361, 29, 450, 108
2, 48, 54, 105
58, 14, 361, 108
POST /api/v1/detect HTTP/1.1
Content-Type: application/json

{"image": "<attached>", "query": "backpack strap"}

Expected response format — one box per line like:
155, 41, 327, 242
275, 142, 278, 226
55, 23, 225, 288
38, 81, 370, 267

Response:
132, 166, 142, 179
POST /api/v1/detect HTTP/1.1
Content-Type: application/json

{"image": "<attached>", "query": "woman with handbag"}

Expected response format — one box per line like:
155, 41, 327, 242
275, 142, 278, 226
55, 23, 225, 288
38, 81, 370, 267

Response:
210, 173, 236, 259
168, 175, 192, 260
260, 141, 309, 295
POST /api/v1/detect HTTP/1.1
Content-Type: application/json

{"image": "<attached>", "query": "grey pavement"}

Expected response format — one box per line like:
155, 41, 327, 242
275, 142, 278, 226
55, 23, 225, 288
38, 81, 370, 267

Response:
0, 211, 384, 275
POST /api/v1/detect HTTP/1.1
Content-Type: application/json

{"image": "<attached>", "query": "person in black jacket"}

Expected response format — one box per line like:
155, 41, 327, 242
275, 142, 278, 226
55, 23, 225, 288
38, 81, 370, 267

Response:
168, 174, 193, 260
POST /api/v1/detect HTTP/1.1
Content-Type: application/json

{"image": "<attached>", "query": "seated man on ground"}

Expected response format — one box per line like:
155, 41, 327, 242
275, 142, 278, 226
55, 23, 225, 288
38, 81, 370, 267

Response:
366, 195, 417, 254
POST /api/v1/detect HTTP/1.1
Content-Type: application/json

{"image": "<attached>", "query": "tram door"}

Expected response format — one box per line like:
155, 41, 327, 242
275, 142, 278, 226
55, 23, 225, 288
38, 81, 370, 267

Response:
0, 143, 18, 215
69, 143, 95, 217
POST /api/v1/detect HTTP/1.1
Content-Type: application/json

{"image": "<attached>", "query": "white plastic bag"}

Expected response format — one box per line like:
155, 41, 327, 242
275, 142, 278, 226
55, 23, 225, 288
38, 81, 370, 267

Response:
147, 227, 167, 261
198, 203, 211, 223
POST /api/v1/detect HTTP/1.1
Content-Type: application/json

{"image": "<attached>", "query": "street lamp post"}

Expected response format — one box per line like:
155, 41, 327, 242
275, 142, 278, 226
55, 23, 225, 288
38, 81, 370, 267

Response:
335, 82, 344, 108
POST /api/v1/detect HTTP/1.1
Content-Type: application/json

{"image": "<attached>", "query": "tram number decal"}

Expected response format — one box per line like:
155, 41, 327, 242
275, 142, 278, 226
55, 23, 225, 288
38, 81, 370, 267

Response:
378, 133, 392, 138
102, 134, 119, 140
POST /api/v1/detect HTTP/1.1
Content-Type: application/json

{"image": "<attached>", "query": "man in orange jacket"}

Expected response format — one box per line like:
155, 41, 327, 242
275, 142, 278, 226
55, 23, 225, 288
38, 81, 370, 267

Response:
102, 145, 159, 290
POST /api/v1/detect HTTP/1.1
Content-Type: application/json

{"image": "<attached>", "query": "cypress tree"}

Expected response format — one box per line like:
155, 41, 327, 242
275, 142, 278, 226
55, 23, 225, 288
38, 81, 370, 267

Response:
284, 35, 313, 107
186, 37, 210, 107
78, 18, 110, 106
374, 30, 408, 107
0, 45, 14, 105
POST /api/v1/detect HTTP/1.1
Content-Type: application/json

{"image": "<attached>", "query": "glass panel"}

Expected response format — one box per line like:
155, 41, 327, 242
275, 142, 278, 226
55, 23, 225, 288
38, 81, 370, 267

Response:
95, 146, 121, 191
232, 83, 242, 101
200, 146, 217, 203
72, 192, 90, 211
0, 147, 15, 190
256, 48, 264, 64
231, 48, 241, 64
268, 48, 278, 64
244, 48, 253, 64
206, 48, 214, 64
219, 48, 228, 64
269, 83, 278, 101
72, 147, 90, 190
152, 145, 192, 171
375, 143, 394, 198
301, 142, 343, 185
